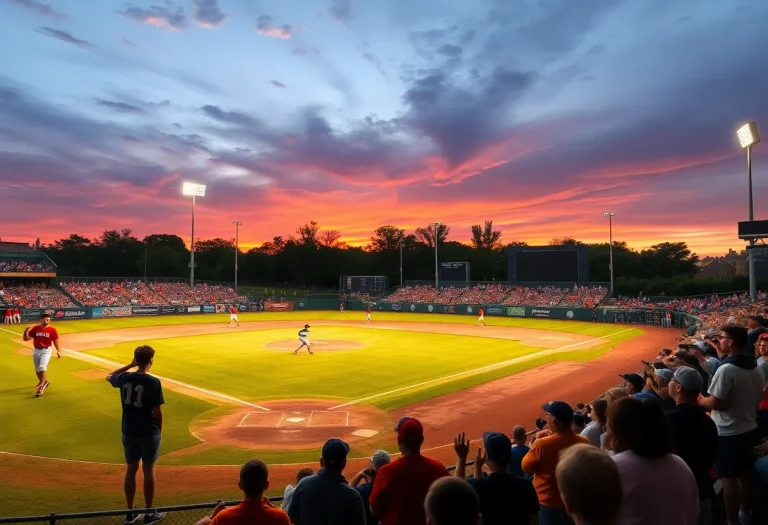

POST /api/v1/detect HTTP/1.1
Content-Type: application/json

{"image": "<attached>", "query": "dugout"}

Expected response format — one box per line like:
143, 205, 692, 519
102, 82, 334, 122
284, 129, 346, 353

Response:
505, 245, 589, 284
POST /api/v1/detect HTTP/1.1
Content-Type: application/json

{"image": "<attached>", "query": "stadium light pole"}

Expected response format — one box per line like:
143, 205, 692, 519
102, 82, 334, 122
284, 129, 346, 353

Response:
143, 241, 148, 282
182, 182, 206, 288
737, 122, 761, 301
603, 212, 615, 297
432, 222, 441, 289
399, 238, 403, 286
233, 221, 242, 292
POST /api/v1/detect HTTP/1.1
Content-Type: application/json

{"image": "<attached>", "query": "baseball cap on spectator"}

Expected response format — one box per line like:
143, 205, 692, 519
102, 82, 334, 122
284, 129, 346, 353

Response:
321, 438, 349, 466
394, 417, 424, 441
673, 366, 703, 393
654, 369, 674, 381
482, 432, 512, 464
535, 418, 547, 430
542, 401, 574, 425
620, 373, 644, 392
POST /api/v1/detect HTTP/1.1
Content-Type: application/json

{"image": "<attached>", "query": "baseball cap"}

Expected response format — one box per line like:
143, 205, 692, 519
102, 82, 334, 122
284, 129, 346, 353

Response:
620, 373, 644, 392
321, 438, 349, 465
542, 401, 574, 424
673, 366, 704, 393
654, 369, 674, 381
40, 312, 50, 318
394, 417, 424, 441
482, 432, 512, 463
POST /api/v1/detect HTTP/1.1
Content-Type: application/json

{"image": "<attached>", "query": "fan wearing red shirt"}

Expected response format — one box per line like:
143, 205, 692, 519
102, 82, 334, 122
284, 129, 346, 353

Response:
369, 417, 450, 525
22, 312, 61, 397
227, 306, 240, 328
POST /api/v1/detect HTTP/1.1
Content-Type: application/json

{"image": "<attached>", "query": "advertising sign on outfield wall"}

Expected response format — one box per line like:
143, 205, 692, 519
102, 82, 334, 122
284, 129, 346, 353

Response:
202, 305, 216, 313
158, 306, 179, 315
486, 306, 503, 315
441, 305, 455, 314
186, 306, 201, 313
53, 309, 88, 319
391, 303, 401, 311
506, 306, 525, 317
92, 306, 132, 318
531, 308, 551, 318
215, 304, 226, 313
264, 301, 294, 312
132, 306, 159, 316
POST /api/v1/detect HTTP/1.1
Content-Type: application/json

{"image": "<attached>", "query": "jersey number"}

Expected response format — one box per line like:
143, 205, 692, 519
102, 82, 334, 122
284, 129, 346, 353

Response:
122, 383, 145, 408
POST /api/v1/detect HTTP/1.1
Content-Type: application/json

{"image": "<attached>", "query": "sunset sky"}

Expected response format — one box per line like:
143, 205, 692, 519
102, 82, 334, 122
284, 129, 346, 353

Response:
1, 0, 767, 256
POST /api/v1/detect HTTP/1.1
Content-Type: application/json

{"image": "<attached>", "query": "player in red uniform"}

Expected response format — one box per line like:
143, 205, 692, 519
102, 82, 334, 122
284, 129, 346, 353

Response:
3, 307, 11, 324
13, 307, 21, 324
476, 308, 485, 326
22, 312, 62, 397
340, 302, 344, 314
227, 305, 240, 327
366, 305, 372, 323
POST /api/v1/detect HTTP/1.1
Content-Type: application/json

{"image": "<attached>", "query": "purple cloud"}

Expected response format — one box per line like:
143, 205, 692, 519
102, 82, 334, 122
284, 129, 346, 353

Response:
328, 0, 351, 24
116, 2, 187, 31
35, 27, 93, 49
95, 99, 145, 114
255, 15, 292, 39
192, 0, 225, 28
268, 79, 287, 88
7, 0, 66, 20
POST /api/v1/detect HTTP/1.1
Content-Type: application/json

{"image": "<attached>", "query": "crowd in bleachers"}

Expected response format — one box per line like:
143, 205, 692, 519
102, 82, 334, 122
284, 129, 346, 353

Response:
61, 281, 168, 306
153, 282, 246, 305
180, 309, 768, 525
0, 259, 54, 273
0, 283, 76, 308
610, 291, 768, 313
502, 285, 568, 306
385, 285, 439, 303
559, 284, 608, 308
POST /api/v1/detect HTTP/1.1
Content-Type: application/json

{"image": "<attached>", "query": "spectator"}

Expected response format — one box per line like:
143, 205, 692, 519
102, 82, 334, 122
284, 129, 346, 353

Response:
281, 468, 314, 511
509, 425, 530, 477
606, 397, 699, 525
619, 373, 658, 402
666, 367, 719, 525
369, 417, 450, 525
349, 450, 390, 525
755, 440, 768, 485
580, 400, 607, 448
287, 438, 366, 525
454, 432, 539, 525
424, 477, 481, 525
556, 444, 623, 525
647, 367, 676, 409
571, 413, 586, 434
196, 459, 289, 525
106, 346, 165, 525
521, 401, 590, 525
756, 333, 768, 381
692, 340, 720, 376
603, 388, 628, 406
700, 325, 765, 525
746, 316, 767, 356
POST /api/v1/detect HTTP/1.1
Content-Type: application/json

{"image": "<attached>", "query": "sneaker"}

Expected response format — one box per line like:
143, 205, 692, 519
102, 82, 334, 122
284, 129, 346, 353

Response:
143, 511, 166, 524
125, 512, 140, 524
34, 383, 46, 397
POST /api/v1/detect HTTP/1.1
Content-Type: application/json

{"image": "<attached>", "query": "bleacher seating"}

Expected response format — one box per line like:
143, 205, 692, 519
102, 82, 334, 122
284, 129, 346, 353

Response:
61, 281, 168, 306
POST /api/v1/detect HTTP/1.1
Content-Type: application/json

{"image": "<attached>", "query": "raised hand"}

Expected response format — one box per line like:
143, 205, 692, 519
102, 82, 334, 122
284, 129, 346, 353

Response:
453, 432, 470, 459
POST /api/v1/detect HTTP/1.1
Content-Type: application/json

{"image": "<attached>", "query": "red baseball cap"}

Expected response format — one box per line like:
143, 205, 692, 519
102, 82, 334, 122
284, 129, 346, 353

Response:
394, 417, 423, 441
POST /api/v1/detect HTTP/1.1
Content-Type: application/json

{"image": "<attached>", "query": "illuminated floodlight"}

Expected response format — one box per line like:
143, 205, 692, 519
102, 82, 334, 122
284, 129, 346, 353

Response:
182, 182, 206, 196
603, 212, 615, 218
737, 122, 761, 149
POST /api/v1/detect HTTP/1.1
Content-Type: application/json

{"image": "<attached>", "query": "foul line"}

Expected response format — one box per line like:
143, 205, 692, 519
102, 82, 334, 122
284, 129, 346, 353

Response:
0, 327, 269, 412
328, 328, 636, 410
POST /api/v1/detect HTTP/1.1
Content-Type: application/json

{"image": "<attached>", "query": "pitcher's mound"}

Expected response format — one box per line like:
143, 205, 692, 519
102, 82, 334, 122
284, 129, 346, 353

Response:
264, 339, 365, 352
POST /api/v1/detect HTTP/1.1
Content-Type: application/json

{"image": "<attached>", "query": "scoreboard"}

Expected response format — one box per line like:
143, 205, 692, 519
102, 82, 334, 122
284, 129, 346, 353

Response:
343, 275, 389, 295
439, 262, 471, 282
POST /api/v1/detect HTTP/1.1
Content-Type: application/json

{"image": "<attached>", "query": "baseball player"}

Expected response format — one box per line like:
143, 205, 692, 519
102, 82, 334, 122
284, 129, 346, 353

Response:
476, 308, 485, 326
294, 324, 313, 355
13, 306, 21, 324
366, 305, 372, 323
22, 312, 61, 397
340, 302, 344, 314
227, 305, 239, 327
4, 307, 11, 324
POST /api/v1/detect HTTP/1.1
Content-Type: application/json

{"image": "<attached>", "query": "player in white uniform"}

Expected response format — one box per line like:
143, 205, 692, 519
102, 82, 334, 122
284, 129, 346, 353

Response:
294, 324, 313, 355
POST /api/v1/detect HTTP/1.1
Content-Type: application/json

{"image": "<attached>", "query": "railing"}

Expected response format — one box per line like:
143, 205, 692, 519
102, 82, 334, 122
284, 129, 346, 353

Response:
0, 462, 472, 523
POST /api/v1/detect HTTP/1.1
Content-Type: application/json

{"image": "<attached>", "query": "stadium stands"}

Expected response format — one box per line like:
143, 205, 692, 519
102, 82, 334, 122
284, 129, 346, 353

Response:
0, 284, 76, 308
558, 284, 608, 308
501, 285, 567, 307
0, 259, 55, 273
153, 282, 246, 305
61, 281, 168, 306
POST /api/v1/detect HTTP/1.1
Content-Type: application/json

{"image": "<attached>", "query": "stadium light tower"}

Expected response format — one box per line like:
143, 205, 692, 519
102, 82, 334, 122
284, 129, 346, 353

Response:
737, 122, 761, 301
399, 238, 404, 286
182, 182, 206, 287
603, 212, 615, 297
233, 221, 243, 292
432, 222, 441, 290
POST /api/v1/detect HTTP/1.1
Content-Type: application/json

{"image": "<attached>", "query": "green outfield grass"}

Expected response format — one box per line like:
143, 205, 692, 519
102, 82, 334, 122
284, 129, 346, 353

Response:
0, 312, 639, 467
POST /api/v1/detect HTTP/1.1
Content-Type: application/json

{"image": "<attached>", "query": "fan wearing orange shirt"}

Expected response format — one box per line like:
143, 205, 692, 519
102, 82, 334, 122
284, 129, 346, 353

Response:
521, 401, 590, 524
197, 459, 290, 525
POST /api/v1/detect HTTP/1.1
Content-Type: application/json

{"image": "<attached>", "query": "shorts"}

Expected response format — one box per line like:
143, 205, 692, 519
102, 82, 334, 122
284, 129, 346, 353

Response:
230, 314, 238, 321
33, 348, 52, 372
122, 434, 161, 464
299, 337, 310, 345
715, 428, 761, 478
478, 315, 484, 321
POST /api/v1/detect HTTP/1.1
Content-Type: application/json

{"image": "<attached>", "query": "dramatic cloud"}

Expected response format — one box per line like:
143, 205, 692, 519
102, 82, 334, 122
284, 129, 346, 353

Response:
95, 99, 145, 114
192, 0, 225, 28
116, 1, 187, 31
268, 79, 287, 88
35, 27, 93, 49
7, 0, 66, 20
255, 15, 292, 39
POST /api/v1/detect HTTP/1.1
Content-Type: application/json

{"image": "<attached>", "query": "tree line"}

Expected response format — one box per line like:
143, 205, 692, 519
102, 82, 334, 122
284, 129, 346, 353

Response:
34, 221, 721, 296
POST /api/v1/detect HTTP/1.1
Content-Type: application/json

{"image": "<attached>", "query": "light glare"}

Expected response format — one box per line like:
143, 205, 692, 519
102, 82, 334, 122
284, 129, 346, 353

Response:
182, 182, 206, 196
737, 122, 760, 149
